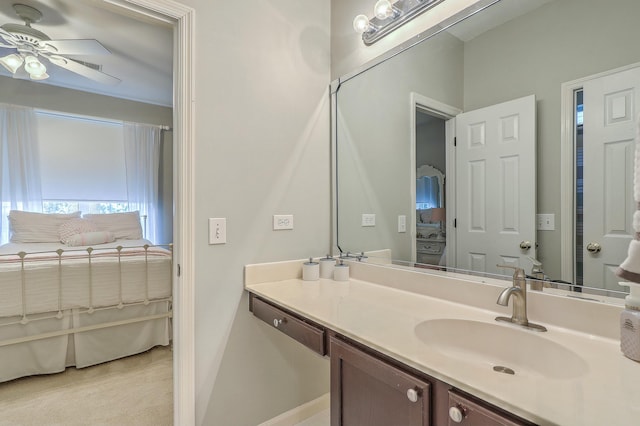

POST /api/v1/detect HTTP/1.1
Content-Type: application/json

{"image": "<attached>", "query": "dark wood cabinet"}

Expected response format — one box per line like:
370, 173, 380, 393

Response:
248, 294, 536, 426
330, 336, 431, 426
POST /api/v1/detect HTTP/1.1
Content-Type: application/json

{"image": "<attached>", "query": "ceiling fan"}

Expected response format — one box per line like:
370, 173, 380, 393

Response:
0, 3, 120, 85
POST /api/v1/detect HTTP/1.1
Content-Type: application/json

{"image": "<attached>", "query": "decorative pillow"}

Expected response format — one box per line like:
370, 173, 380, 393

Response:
82, 211, 143, 240
65, 231, 116, 247
8, 210, 82, 243
59, 218, 99, 244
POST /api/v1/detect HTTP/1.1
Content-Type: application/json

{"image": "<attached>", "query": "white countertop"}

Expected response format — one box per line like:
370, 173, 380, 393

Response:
245, 260, 640, 426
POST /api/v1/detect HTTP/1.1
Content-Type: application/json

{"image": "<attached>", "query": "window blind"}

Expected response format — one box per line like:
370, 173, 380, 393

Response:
37, 112, 127, 201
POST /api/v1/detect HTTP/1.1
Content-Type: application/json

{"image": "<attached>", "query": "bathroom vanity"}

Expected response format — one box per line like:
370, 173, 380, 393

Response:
251, 293, 532, 425
245, 259, 638, 426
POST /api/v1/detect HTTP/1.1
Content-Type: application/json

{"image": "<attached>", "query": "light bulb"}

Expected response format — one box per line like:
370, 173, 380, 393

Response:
24, 56, 46, 76
30, 72, 49, 81
353, 14, 371, 33
374, 0, 393, 19
0, 53, 24, 74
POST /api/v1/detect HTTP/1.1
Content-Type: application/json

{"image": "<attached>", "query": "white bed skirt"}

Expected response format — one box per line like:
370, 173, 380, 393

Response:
0, 301, 170, 383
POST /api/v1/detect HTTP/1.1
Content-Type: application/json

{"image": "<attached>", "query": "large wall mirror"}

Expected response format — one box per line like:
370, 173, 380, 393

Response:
334, 0, 640, 298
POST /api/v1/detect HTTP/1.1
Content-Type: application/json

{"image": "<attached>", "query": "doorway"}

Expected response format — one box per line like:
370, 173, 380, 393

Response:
561, 63, 639, 293
83, 1, 195, 423
415, 110, 447, 266
410, 93, 460, 266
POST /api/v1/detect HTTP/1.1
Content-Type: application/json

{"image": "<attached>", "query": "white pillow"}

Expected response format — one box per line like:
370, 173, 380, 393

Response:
82, 211, 143, 240
8, 210, 82, 243
65, 231, 116, 247
59, 218, 99, 244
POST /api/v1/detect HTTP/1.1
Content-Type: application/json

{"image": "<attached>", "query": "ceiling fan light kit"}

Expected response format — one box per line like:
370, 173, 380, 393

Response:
0, 3, 120, 85
0, 52, 22, 73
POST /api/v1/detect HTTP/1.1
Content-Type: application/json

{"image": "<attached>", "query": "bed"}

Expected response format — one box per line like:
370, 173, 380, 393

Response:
0, 211, 173, 383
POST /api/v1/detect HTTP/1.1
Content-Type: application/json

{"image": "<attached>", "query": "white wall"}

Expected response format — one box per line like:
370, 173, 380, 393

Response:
172, 0, 332, 425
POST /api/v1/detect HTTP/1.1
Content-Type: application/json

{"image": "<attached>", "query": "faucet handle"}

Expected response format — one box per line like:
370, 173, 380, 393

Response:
496, 264, 526, 279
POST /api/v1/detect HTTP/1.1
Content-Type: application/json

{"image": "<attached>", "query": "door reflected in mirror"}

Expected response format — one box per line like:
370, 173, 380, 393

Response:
334, 0, 640, 298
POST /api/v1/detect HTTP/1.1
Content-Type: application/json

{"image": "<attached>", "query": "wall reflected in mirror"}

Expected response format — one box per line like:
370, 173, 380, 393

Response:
335, 0, 640, 298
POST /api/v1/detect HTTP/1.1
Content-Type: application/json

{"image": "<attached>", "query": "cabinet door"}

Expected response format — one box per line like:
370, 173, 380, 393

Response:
330, 336, 431, 426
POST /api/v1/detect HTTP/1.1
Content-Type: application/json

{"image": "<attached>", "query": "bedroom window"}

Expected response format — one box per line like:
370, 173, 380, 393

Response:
37, 111, 128, 204
1, 107, 164, 244
42, 201, 130, 215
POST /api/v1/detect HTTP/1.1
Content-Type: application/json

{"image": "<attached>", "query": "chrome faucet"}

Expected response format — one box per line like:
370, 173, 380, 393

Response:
495, 264, 547, 332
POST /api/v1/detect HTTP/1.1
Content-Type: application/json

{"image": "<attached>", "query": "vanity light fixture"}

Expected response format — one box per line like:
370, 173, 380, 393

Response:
353, 0, 446, 45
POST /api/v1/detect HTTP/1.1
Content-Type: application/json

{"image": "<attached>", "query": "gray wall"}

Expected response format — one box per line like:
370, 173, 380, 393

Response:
0, 75, 174, 243
175, 0, 332, 425
330, 0, 478, 79
416, 115, 446, 174
337, 31, 463, 260
463, 0, 640, 278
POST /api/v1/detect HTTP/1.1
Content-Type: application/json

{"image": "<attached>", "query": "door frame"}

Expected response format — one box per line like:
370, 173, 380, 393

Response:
559, 61, 640, 283
103, 1, 195, 424
410, 93, 461, 264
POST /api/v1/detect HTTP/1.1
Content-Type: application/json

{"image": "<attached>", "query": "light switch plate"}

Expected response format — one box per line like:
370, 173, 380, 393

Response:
362, 213, 376, 227
209, 218, 226, 244
536, 214, 555, 231
398, 215, 406, 233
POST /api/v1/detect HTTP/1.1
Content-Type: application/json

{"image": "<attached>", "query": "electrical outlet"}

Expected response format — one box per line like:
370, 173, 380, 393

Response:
398, 215, 406, 233
536, 214, 555, 231
362, 213, 376, 227
209, 218, 226, 244
273, 214, 294, 230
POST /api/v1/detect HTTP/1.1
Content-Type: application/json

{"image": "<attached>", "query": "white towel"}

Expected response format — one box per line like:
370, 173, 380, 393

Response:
619, 240, 640, 283
617, 113, 640, 283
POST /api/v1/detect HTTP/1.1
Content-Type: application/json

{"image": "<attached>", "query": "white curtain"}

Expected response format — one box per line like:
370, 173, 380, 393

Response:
0, 104, 43, 244
123, 122, 161, 243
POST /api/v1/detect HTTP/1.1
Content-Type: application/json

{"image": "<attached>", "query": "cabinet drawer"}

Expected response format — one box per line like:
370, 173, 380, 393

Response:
448, 391, 534, 426
250, 295, 326, 355
417, 243, 444, 254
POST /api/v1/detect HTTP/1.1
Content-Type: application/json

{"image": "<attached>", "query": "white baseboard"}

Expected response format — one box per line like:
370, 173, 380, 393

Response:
258, 393, 330, 426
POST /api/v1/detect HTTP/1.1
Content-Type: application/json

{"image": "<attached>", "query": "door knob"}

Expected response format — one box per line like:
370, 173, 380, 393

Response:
519, 241, 532, 250
586, 242, 601, 253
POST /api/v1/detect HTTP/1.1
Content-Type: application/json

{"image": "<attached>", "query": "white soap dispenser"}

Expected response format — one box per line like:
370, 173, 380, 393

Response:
619, 282, 640, 362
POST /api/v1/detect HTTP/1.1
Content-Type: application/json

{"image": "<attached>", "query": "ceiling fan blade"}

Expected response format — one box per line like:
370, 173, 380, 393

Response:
46, 54, 121, 85
41, 39, 111, 56
0, 27, 17, 45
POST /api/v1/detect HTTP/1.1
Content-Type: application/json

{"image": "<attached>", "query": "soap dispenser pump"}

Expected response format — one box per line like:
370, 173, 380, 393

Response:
619, 282, 640, 362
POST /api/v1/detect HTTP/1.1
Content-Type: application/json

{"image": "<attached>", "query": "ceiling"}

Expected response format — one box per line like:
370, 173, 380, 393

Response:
0, 0, 173, 107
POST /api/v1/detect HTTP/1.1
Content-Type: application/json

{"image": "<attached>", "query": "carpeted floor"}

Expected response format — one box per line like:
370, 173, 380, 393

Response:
0, 346, 173, 426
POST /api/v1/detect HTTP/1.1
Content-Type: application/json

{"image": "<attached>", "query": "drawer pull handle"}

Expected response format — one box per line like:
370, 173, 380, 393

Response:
406, 388, 419, 403
449, 405, 466, 423
273, 318, 286, 328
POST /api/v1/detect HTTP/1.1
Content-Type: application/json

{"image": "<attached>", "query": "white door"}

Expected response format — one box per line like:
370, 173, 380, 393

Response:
454, 95, 536, 275
582, 67, 639, 291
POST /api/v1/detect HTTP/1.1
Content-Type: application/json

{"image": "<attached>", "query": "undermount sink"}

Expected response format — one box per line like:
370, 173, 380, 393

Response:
414, 319, 589, 379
